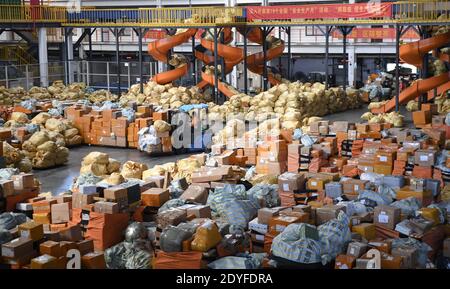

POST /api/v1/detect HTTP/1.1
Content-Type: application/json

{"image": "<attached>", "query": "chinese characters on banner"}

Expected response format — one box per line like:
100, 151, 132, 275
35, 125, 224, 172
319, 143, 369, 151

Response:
144, 30, 167, 39
331, 28, 420, 39
246, 3, 393, 20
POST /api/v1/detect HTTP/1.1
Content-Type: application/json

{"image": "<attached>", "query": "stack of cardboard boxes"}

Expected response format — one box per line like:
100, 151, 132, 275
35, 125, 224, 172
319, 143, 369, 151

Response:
66, 104, 174, 153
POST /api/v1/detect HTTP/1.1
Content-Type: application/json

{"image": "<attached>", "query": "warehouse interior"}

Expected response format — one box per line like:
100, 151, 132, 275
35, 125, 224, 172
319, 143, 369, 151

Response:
0, 0, 449, 271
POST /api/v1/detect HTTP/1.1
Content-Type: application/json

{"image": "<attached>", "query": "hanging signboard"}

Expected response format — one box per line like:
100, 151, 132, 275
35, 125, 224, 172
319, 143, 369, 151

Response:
332, 28, 420, 39
247, 3, 393, 20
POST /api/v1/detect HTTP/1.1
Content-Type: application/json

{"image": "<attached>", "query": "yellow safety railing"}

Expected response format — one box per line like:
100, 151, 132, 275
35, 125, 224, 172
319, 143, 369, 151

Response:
0, 5, 66, 23
0, 2, 448, 26
64, 6, 245, 26
395, 0, 450, 23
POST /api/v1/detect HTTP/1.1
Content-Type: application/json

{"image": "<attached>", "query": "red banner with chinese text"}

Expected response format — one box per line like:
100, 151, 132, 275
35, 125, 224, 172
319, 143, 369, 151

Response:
332, 28, 420, 39
246, 3, 393, 20
144, 30, 167, 39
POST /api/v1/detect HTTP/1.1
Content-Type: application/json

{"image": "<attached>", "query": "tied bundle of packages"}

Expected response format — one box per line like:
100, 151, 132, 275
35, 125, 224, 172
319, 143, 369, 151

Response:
80, 151, 121, 177
47, 80, 86, 100
435, 94, 450, 114
28, 86, 51, 100
21, 130, 69, 169
208, 82, 361, 129
406, 100, 419, 112
120, 161, 148, 179
360, 111, 404, 127
2, 142, 32, 172
142, 162, 177, 180
171, 157, 201, 183
30, 113, 83, 147
4, 112, 30, 128
119, 81, 212, 108
88, 89, 118, 103
0, 86, 27, 105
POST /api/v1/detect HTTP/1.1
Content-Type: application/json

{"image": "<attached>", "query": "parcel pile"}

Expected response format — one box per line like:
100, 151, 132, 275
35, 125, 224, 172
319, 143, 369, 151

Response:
0, 86, 27, 105
208, 82, 362, 128
119, 81, 212, 109
0, 112, 81, 170
65, 103, 173, 152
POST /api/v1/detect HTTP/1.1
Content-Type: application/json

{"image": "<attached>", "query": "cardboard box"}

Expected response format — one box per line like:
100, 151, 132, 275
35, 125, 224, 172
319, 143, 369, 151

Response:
306, 178, 328, 191
103, 186, 128, 209
335, 254, 356, 269
18, 222, 44, 241
443, 238, 450, 258
392, 247, 418, 269
94, 201, 119, 214
342, 179, 367, 195
352, 223, 376, 241
1, 237, 33, 259
59, 225, 83, 242
0, 180, 14, 197
414, 150, 436, 167
51, 202, 71, 224
347, 242, 368, 258
11, 173, 35, 190
396, 186, 432, 206
179, 185, 209, 204
316, 205, 346, 225
374, 205, 401, 230
30, 254, 59, 269
186, 205, 211, 219
144, 175, 165, 188
412, 110, 431, 125
269, 215, 303, 234
258, 207, 284, 225
33, 212, 51, 224
39, 240, 63, 257
32, 199, 58, 214
278, 172, 305, 192
77, 239, 94, 255
141, 188, 170, 207
72, 193, 97, 209
81, 252, 106, 269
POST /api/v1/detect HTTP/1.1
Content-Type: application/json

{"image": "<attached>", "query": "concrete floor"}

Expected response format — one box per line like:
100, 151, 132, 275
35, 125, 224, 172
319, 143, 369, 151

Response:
34, 106, 414, 194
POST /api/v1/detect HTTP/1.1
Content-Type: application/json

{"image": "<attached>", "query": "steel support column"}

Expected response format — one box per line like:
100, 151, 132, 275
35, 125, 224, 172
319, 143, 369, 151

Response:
339, 27, 353, 91
192, 35, 197, 83
325, 26, 331, 89
220, 29, 226, 103
138, 28, 143, 93
115, 28, 121, 94
213, 28, 219, 103
262, 27, 268, 91
395, 24, 402, 112
287, 27, 291, 80
88, 28, 92, 61
243, 27, 248, 94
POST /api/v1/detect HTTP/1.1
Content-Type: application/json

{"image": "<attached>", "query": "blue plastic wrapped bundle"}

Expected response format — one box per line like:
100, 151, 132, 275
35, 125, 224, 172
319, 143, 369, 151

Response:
390, 197, 421, 217
318, 211, 352, 265
271, 223, 322, 264
179, 103, 208, 112
207, 184, 258, 230
20, 99, 37, 110
121, 107, 136, 122
246, 184, 280, 208
25, 123, 40, 134
208, 253, 267, 269
357, 189, 393, 206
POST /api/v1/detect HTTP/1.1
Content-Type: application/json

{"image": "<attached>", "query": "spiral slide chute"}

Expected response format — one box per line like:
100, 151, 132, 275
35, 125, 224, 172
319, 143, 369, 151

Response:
195, 28, 244, 98
371, 31, 450, 114
237, 27, 286, 86
148, 28, 197, 84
